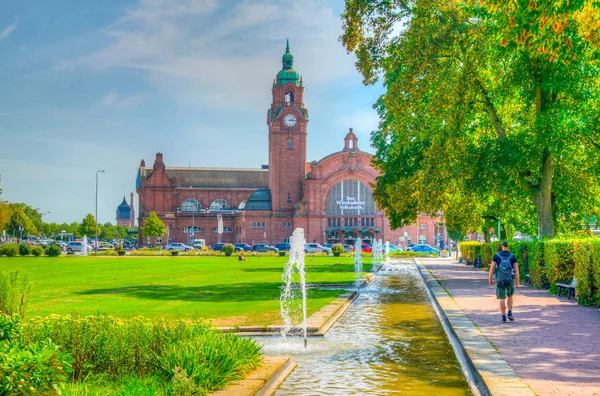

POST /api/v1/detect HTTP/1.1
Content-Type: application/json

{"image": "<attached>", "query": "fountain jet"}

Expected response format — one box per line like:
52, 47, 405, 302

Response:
280, 228, 308, 348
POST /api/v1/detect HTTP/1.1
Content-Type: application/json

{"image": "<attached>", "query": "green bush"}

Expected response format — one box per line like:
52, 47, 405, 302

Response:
544, 240, 576, 292
331, 244, 344, 254
19, 243, 32, 256
31, 246, 44, 257
0, 270, 32, 317
22, 315, 262, 392
45, 244, 62, 257
527, 240, 548, 288
591, 241, 600, 306
459, 242, 479, 263
481, 243, 493, 266
0, 314, 72, 395
222, 244, 235, 255
0, 244, 18, 257
573, 241, 595, 306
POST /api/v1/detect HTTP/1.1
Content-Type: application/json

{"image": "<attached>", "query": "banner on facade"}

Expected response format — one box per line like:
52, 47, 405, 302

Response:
336, 196, 365, 210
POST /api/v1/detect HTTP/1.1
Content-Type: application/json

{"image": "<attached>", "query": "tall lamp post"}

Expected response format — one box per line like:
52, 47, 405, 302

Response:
95, 170, 105, 254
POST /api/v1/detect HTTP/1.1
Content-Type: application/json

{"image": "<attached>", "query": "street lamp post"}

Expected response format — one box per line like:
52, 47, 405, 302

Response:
95, 170, 105, 254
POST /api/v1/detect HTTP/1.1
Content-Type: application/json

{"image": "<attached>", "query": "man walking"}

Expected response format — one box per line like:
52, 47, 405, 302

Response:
489, 240, 520, 322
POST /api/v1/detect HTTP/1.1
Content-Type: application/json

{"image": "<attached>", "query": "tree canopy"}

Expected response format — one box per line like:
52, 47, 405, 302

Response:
79, 214, 98, 238
142, 212, 166, 241
341, 0, 600, 238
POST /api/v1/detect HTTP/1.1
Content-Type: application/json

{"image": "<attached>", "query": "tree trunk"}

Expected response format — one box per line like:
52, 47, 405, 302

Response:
483, 228, 491, 243
534, 148, 555, 238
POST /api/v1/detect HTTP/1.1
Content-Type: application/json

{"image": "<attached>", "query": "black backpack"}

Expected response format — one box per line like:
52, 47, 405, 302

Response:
496, 253, 514, 286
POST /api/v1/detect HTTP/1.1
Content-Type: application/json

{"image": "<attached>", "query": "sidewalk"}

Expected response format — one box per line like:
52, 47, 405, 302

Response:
421, 258, 600, 396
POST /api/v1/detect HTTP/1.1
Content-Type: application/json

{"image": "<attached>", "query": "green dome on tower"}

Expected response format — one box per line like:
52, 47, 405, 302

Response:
275, 39, 300, 86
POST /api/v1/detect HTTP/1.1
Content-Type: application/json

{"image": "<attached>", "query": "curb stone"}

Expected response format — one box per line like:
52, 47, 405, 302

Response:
415, 259, 535, 396
210, 356, 297, 396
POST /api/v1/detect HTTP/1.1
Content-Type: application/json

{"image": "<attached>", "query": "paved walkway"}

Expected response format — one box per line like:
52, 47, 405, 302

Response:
422, 258, 600, 396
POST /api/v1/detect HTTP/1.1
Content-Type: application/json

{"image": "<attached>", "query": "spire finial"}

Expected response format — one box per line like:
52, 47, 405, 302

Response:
286, 39, 290, 53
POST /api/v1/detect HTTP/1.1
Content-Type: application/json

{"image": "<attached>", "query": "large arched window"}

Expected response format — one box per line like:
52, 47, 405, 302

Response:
238, 200, 247, 210
181, 198, 201, 212
326, 180, 375, 216
210, 199, 230, 211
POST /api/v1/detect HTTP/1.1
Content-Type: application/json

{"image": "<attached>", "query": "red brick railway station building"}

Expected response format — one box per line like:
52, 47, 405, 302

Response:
136, 42, 445, 248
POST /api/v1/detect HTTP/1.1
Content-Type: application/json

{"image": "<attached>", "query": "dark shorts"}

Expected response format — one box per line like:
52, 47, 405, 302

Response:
496, 282, 515, 299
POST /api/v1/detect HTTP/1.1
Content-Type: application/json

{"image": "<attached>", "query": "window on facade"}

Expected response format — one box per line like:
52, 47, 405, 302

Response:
419, 224, 427, 229
337, 218, 341, 227
407, 237, 412, 245
287, 193, 292, 203
284, 91, 294, 105
212, 227, 233, 233
238, 200, 246, 210
157, 236, 162, 244
209, 199, 230, 211
262, 222, 266, 228
288, 138, 293, 150
419, 235, 427, 244
371, 218, 375, 226
168, 236, 172, 243
183, 226, 202, 233
181, 198, 201, 212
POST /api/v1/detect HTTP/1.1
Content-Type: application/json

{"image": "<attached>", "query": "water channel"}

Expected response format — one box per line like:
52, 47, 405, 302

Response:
259, 262, 471, 395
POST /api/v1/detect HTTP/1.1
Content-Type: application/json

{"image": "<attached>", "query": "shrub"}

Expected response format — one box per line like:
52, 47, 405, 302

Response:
481, 243, 493, 266
0, 314, 72, 395
591, 241, 600, 306
222, 244, 235, 255
0, 271, 32, 317
331, 244, 344, 254
19, 243, 32, 256
459, 242, 479, 263
573, 241, 595, 306
22, 315, 262, 392
0, 244, 18, 257
527, 240, 548, 288
114, 244, 122, 252
31, 246, 44, 257
544, 240, 576, 292
45, 244, 62, 257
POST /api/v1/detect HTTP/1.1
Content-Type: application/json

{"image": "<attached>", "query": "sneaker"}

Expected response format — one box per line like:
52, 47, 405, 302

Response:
502, 315, 507, 323
508, 311, 514, 321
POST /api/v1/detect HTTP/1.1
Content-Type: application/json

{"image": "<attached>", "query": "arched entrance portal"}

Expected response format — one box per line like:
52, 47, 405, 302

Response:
327, 230, 343, 245
361, 231, 374, 245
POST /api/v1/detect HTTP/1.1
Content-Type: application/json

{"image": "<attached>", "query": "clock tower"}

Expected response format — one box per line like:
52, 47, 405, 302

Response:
267, 40, 308, 213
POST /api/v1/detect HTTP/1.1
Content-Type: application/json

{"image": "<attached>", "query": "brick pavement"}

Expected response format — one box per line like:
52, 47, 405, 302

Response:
422, 258, 600, 396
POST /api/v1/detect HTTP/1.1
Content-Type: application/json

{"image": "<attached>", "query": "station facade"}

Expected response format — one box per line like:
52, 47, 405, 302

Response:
136, 42, 445, 248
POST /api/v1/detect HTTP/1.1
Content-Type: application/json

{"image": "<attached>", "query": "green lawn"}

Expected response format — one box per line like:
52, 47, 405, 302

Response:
0, 255, 371, 326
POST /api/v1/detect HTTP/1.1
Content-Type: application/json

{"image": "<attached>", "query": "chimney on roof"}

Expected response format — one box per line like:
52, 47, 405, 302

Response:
153, 152, 165, 171
130, 192, 135, 223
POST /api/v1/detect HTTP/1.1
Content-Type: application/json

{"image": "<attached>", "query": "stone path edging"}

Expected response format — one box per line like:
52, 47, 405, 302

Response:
210, 356, 297, 396
415, 259, 535, 396
217, 273, 376, 337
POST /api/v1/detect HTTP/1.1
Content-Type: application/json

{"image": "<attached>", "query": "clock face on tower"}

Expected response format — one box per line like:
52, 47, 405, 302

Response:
283, 114, 297, 127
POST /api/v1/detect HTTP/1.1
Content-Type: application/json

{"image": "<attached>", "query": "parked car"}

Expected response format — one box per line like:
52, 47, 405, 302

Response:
274, 243, 291, 251
408, 244, 439, 255
165, 243, 194, 252
96, 242, 114, 251
352, 244, 372, 253
253, 244, 279, 253
66, 241, 93, 254
343, 244, 354, 252
304, 243, 332, 254
406, 243, 416, 249
234, 243, 253, 252
212, 243, 226, 251
387, 244, 403, 252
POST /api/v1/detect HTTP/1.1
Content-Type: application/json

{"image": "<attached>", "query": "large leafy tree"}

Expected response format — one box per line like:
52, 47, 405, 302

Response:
80, 214, 98, 237
342, 0, 600, 238
0, 189, 9, 234
6, 204, 37, 237
142, 212, 166, 246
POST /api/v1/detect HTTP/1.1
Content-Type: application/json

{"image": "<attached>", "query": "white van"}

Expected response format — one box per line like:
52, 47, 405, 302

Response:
193, 239, 206, 249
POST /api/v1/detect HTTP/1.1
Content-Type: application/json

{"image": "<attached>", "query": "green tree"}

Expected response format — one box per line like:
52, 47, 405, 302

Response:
341, 0, 600, 238
142, 212, 166, 246
79, 214, 98, 238
6, 205, 37, 238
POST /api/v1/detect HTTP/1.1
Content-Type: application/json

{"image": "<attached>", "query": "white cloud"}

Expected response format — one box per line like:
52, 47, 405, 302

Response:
60, 0, 358, 110
0, 18, 18, 41
95, 91, 150, 109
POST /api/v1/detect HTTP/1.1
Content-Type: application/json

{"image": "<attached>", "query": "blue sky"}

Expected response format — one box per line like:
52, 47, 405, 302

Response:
0, 0, 383, 224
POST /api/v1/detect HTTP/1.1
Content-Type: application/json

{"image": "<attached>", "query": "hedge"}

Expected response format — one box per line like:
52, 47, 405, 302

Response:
458, 238, 600, 307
